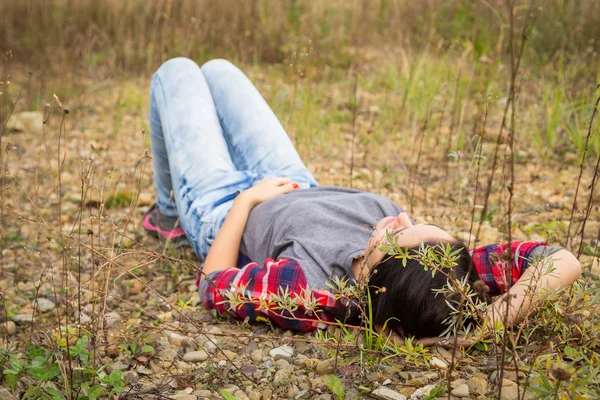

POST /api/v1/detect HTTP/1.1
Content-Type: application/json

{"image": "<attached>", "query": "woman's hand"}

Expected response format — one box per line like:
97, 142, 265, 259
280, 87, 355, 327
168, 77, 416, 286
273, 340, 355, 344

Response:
239, 177, 299, 207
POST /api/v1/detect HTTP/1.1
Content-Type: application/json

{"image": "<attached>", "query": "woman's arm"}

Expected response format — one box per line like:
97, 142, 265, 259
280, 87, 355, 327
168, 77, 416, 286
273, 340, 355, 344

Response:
486, 249, 582, 327
201, 177, 298, 279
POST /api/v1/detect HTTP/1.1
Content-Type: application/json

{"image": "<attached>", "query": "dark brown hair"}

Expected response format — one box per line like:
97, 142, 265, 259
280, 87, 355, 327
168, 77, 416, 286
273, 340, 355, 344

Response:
367, 241, 489, 338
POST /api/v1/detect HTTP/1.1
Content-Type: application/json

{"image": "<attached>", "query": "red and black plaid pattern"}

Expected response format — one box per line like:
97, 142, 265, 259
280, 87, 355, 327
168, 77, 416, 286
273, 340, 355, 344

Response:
202, 241, 551, 331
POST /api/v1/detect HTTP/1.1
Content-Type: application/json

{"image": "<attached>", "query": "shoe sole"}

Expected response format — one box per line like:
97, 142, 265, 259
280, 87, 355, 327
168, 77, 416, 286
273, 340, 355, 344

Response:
143, 212, 190, 249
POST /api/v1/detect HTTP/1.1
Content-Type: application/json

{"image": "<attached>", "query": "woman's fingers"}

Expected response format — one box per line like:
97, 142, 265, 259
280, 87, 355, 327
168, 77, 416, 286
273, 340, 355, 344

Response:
278, 181, 299, 194
263, 177, 292, 185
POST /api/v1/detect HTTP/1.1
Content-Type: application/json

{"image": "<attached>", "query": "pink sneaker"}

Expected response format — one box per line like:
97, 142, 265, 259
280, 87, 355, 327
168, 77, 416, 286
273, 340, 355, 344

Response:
142, 204, 189, 248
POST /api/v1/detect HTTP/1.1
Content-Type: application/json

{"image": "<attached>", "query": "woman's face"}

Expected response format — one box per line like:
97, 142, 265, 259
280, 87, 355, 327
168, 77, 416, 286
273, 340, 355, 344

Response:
362, 212, 456, 273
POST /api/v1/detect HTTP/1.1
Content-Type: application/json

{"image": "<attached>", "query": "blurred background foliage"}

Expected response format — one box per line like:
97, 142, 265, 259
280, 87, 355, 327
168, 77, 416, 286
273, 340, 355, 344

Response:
1, 0, 598, 73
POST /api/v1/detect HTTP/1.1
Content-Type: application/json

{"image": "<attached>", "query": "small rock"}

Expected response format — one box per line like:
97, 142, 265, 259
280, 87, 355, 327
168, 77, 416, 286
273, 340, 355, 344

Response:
409, 385, 435, 399
250, 349, 263, 363
137, 192, 154, 207
123, 370, 139, 383
183, 350, 208, 362
502, 379, 517, 387
450, 379, 467, 389
202, 341, 217, 353
222, 350, 237, 360
170, 394, 196, 400
168, 332, 193, 347
371, 386, 407, 400
247, 390, 260, 400
304, 358, 319, 370
468, 377, 488, 396
34, 298, 56, 313
422, 372, 439, 382
104, 312, 121, 328
0, 388, 16, 400
262, 388, 273, 400
456, 231, 476, 244
405, 377, 428, 387
399, 387, 416, 397
398, 372, 411, 381
108, 360, 129, 372
315, 358, 335, 375
12, 314, 35, 323
194, 390, 213, 398
274, 359, 291, 369
269, 345, 294, 359
500, 385, 519, 400
431, 356, 448, 369
158, 346, 179, 359
243, 340, 259, 354
451, 384, 470, 398
233, 390, 250, 400
273, 368, 292, 387
78, 313, 91, 324
0, 321, 16, 335
295, 389, 309, 399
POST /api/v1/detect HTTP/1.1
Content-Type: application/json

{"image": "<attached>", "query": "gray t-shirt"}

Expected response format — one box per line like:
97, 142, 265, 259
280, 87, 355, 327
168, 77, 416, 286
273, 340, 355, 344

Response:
240, 186, 402, 289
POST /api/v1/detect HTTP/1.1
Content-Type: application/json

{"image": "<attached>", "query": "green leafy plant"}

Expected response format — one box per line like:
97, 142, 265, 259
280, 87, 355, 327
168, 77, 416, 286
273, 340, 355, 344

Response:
0, 336, 124, 399
325, 374, 346, 400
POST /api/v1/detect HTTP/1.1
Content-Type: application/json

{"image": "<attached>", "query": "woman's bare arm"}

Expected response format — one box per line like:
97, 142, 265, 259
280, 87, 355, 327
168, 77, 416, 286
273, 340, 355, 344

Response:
200, 177, 298, 280
486, 249, 582, 327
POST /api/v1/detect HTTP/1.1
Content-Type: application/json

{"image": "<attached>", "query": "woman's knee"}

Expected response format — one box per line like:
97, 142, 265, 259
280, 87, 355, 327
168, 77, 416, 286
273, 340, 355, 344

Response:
200, 58, 242, 81
154, 57, 199, 80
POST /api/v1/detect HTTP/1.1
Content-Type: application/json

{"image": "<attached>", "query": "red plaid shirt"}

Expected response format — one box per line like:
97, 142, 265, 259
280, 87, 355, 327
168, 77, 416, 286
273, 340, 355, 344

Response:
201, 241, 552, 331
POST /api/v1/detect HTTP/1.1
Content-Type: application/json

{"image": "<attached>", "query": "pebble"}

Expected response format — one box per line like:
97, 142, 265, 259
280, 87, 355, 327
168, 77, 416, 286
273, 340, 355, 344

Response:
409, 385, 435, 399
371, 386, 407, 400
431, 356, 448, 369
0, 321, 16, 335
315, 358, 335, 375
269, 345, 294, 359
222, 350, 237, 360
233, 390, 250, 400
123, 370, 139, 383
78, 313, 91, 324
158, 346, 179, 359
468, 377, 488, 396
304, 358, 319, 370
450, 379, 467, 388
274, 359, 291, 370
243, 340, 259, 354
194, 390, 213, 398
500, 385, 519, 400
182, 350, 208, 362
273, 368, 292, 387
34, 298, 55, 313
104, 311, 121, 328
167, 332, 193, 347
170, 394, 196, 400
247, 391, 260, 400
0, 388, 16, 400
250, 349, 263, 363
451, 384, 470, 398
108, 360, 129, 372
405, 377, 428, 386
262, 388, 273, 400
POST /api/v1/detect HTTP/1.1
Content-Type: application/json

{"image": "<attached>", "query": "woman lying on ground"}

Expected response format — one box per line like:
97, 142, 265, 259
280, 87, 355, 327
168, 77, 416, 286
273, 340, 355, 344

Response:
143, 57, 582, 343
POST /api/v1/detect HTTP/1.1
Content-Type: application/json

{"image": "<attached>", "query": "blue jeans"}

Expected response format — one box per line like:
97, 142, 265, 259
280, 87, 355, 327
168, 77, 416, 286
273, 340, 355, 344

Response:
149, 58, 318, 259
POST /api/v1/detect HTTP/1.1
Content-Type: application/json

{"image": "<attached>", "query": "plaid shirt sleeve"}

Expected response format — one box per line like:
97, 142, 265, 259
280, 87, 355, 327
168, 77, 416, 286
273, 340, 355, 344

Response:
470, 241, 552, 296
201, 258, 340, 332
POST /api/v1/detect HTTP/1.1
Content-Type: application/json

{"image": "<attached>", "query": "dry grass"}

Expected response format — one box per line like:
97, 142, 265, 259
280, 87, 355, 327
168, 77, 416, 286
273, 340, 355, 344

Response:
0, 0, 599, 398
